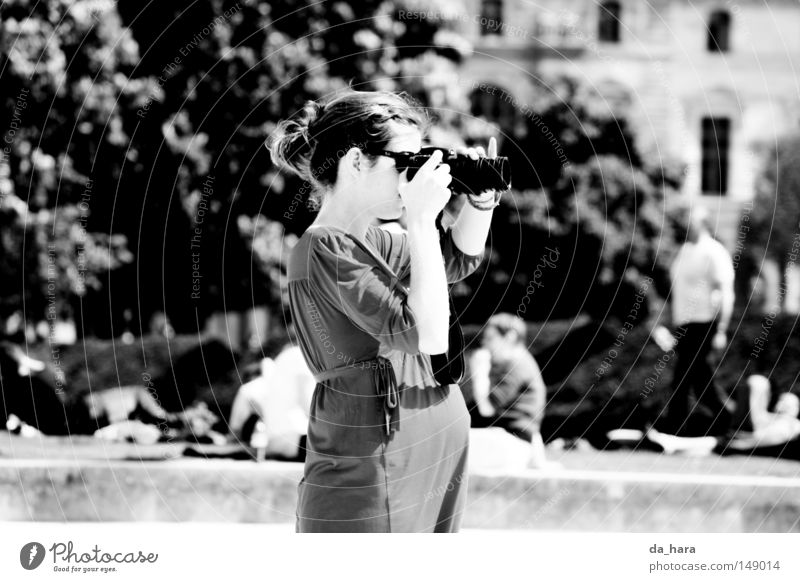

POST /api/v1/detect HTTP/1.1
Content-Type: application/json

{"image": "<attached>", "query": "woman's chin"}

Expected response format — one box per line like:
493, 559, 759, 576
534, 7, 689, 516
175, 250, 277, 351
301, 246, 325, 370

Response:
376, 205, 404, 222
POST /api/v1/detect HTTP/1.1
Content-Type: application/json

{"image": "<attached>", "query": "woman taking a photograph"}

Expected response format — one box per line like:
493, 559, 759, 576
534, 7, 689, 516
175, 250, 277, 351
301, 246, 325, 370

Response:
269, 90, 499, 532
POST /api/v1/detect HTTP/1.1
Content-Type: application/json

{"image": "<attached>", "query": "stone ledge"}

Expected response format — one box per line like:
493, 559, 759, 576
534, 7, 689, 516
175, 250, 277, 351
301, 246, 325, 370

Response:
1, 459, 798, 532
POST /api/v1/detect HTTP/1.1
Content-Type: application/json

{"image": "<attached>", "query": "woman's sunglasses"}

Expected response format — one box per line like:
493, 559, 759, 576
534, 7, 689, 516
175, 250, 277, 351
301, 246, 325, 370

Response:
368, 149, 426, 168
367, 147, 452, 172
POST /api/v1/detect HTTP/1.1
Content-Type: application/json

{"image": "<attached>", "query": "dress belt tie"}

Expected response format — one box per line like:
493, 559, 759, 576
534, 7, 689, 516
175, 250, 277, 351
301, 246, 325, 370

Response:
312, 357, 398, 436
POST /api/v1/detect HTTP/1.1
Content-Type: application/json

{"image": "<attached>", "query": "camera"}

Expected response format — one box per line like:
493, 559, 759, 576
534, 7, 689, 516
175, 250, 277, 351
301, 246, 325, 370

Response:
392, 147, 511, 195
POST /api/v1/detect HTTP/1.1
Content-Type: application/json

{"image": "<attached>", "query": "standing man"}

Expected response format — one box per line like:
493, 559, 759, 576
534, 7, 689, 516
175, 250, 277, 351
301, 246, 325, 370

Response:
653, 206, 736, 436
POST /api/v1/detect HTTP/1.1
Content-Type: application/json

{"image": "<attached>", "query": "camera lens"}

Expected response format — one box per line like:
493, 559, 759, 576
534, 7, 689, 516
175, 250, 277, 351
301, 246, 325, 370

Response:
447, 153, 511, 195
404, 147, 511, 195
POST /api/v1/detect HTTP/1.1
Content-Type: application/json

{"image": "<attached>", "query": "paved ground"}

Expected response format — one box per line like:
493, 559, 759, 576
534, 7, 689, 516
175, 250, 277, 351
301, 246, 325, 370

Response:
3, 431, 799, 531
546, 447, 800, 479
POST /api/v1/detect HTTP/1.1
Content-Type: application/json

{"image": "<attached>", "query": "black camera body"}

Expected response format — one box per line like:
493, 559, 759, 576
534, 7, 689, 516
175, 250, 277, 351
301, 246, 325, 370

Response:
394, 147, 511, 195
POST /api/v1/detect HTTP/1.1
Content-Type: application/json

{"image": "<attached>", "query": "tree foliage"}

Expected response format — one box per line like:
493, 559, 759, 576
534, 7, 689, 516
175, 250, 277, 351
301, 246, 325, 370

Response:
747, 133, 800, 266
1, 0, 681, 341
1, 0, 468, 338
458, 76, 681, 323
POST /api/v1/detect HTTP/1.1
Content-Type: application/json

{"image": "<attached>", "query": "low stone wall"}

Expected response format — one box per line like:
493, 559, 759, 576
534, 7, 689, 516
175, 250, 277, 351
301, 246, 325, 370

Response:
1, 459, 798, 532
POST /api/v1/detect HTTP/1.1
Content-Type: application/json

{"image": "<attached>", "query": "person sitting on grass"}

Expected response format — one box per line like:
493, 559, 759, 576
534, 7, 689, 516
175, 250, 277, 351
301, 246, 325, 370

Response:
462, 313, 558, 470
228, 341, 315, 461
725, 375, 800, 451
84, 386, 223, 445
633, 375, 800, 458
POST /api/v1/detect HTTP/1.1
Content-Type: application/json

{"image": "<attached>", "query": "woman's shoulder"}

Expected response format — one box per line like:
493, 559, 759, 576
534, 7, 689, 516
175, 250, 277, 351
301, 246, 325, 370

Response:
288, 224, 406, 280
299, 224, 350, 247
287, 225, 362, 281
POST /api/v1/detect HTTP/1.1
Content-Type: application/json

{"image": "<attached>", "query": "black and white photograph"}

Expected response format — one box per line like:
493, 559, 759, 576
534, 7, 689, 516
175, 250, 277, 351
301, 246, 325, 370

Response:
1, 0, 799, 579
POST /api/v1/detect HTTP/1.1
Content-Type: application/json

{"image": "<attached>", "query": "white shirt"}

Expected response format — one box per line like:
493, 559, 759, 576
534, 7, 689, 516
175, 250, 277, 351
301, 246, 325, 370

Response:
229, 346, 315, 444
670, 233, 734, 325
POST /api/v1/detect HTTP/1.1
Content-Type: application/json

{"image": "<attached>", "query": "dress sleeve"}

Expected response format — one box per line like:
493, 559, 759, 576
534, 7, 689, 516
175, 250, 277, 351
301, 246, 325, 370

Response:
308, 232, 420, 354
439, 227, 485, 283
365, 225, 484, 284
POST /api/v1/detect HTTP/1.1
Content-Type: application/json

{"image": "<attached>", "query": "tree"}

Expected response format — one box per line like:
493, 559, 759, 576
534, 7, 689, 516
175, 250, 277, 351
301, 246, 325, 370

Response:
457, 75, 681, 324
1, 0, 471, 339
745, 133, 800, 313
1, 1, 138, 336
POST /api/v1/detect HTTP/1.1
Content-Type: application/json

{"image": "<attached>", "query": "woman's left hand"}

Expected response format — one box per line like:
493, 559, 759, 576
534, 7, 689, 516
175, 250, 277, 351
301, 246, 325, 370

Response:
456, 137, 498, 198
449, 137, 499, 254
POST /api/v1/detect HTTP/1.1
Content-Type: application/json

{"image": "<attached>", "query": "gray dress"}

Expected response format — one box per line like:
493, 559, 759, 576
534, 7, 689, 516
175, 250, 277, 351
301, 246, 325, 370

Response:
287, 224, 483, 532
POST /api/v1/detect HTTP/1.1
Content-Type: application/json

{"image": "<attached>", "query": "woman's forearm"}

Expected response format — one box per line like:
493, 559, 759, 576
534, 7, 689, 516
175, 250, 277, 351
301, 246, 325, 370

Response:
451, 198, 493, 256
407, 217, 449, 354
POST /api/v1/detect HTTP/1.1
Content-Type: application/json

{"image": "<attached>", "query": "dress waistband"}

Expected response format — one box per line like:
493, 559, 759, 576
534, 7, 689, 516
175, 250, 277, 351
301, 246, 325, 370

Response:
312, 357, 398, 436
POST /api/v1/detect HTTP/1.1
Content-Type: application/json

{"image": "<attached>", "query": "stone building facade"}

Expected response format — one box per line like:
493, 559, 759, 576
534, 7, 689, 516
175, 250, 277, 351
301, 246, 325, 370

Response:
450, 0, 800, 252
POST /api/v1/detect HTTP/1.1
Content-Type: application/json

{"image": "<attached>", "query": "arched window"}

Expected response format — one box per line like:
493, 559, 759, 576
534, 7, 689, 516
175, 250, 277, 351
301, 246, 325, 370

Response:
707, 10, 731, 52
701, 116, 731, 195
480, 0, 503, 36
598, 1, 622, 43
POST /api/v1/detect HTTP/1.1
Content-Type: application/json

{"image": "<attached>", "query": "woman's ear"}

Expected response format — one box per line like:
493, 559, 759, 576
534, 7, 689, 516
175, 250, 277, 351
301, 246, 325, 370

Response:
341, 147, 363, 178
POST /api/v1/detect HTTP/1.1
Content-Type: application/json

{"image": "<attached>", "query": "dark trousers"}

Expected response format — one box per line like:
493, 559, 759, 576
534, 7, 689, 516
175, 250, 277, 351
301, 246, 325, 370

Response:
661, 320, 734, 436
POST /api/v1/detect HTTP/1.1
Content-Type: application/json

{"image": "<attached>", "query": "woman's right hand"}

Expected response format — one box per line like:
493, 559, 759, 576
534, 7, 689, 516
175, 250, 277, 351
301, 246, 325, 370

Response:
398, 149, 452, 221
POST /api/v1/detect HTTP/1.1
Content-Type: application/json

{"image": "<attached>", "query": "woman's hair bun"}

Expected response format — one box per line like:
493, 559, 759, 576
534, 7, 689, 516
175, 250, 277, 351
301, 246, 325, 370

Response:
267, 100, 322, 182
269, 90, 428, 210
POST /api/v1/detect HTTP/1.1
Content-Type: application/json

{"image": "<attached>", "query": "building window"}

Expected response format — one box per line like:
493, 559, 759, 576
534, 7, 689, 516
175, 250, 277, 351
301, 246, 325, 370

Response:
701, 117, 731, 195
480, 0, 503, 36
598, 1, 621, 43
707, 10, 731, 52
